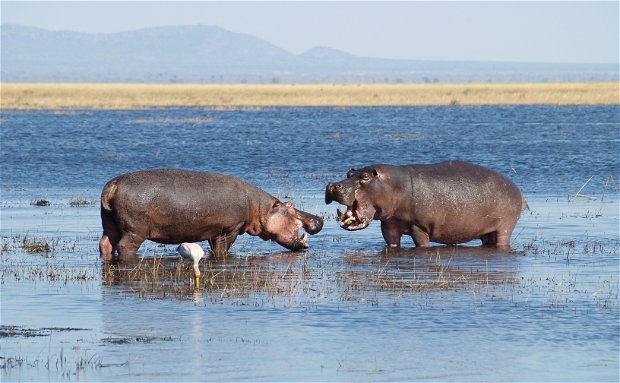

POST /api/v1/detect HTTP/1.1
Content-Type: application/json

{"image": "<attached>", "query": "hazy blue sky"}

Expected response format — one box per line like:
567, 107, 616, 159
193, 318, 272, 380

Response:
2, 1, 618, 63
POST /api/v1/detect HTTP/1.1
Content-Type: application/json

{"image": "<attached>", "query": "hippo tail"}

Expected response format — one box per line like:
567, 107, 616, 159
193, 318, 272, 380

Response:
101, 179, 118, 211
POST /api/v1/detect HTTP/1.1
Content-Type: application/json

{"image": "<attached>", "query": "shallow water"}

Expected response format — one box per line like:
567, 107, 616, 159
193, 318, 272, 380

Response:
1, 106, 619, 381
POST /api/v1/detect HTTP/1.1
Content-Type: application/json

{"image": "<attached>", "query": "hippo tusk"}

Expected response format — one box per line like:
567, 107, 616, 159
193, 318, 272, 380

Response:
343, 216, 356, 225
355, 209, 364, 222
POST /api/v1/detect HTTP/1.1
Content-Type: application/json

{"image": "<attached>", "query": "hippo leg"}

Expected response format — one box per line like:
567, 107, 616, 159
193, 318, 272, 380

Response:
410, 225, 430, 247
380, 221, 402, 248
99, 234, 114, 261
482, 224, 514, 247
208, 231, 238, 257
116, 232, 144, 258
100, 220, 121, 259
481, 231, 497, 246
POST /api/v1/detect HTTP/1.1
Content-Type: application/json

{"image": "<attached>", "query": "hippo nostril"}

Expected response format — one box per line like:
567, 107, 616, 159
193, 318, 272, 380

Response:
336, 184, 343, 189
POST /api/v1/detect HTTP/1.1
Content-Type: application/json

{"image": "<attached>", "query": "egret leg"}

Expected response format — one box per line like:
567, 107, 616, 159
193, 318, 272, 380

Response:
193, 261, 201, 288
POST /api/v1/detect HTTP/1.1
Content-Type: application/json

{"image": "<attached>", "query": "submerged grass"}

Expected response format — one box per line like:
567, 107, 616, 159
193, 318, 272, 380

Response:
80, 243, 607, 312
0, 234, 617, 310
97, 238, 620, 308
0, 326, 127, 376
1, 82, 618, 109
129, 117, 215, 124
1, 233, 79, 255
69, 196, 96, 207
20, 234, 54, 254
0, 196, 618, 309
102, 253, 313, 302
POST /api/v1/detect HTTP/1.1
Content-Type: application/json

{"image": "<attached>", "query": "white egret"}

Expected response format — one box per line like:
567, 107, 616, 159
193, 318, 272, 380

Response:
176, 242, 205, 288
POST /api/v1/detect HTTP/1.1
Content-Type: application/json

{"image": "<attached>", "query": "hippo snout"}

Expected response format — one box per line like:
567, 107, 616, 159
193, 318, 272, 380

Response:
295, 209, 324, 235
325, 182, 355, 206
325, 183, 339, 204
304, 215, 324, 234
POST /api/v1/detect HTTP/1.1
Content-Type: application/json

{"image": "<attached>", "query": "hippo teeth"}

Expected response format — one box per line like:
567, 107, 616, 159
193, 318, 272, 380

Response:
299, 232, 309, 249
355, 209, 364, 222
337, 198, 367, 228
337, 207, 354, 220
342, 216, 356, 225
339, 208, 360, 227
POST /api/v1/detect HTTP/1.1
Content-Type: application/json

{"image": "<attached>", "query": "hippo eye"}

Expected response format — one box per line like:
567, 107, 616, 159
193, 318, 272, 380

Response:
361, 174, 371, 182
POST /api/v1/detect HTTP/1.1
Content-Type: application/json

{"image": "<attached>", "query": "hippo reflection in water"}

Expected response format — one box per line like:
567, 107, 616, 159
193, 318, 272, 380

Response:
99, 169, 324, 260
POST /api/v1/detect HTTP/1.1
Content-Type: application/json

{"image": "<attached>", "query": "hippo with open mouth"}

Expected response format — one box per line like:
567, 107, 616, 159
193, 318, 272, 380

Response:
325, 161, 526, 248
99, 168, 323, 259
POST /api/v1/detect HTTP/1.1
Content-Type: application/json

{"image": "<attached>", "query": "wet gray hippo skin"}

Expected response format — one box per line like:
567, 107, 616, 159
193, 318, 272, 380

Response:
99, 169, 323, 260
325, 161, 526, 248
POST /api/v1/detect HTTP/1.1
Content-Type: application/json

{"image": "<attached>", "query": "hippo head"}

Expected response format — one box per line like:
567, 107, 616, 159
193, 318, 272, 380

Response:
325, 166, 385, 231
261, 199, 324, 251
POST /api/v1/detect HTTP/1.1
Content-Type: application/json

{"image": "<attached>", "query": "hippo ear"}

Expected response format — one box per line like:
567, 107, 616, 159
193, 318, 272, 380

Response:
372, 168, 378, 177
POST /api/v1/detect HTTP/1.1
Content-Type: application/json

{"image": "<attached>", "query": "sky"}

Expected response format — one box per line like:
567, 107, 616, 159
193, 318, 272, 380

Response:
2, 1, 618, 64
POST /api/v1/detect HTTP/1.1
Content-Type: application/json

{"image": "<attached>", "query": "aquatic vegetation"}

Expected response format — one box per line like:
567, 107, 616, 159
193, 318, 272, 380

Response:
0, 325, 125, 376
89, 237, 619, 311
0, 233, 80, 255
0, 325, 89, 338
383, 133, 426, 139
69, 196, 96, 207
19, 233, 54, 253
101, 254, 303, 302
129, 117, 215, 124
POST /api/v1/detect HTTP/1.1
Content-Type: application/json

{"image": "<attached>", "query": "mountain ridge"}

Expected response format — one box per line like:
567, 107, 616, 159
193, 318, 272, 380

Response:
2, 24, 617, 83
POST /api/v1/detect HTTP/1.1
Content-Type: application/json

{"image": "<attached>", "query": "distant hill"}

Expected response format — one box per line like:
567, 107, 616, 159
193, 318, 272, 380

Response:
1, 24, 618, 83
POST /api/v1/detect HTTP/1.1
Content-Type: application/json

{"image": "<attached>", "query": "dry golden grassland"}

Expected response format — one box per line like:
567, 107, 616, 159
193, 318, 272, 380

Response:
1, 82, 618, 109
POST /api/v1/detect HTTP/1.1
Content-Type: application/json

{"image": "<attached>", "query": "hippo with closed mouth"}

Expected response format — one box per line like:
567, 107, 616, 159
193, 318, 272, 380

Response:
99, 168, 323, 259
325, 161, 526, 248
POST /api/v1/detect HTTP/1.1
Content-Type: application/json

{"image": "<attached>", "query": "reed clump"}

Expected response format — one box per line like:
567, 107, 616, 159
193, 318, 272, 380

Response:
1, 82, 618, 109
102, 255, 296, 302
69, 196, 96, 207
20, 234, 53, 254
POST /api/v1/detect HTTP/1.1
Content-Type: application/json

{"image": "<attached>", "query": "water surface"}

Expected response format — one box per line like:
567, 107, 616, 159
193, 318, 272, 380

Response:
1, 106, 618, 381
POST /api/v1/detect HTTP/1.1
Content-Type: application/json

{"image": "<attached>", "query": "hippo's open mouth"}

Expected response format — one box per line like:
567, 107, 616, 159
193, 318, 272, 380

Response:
336, 199, 372, 231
